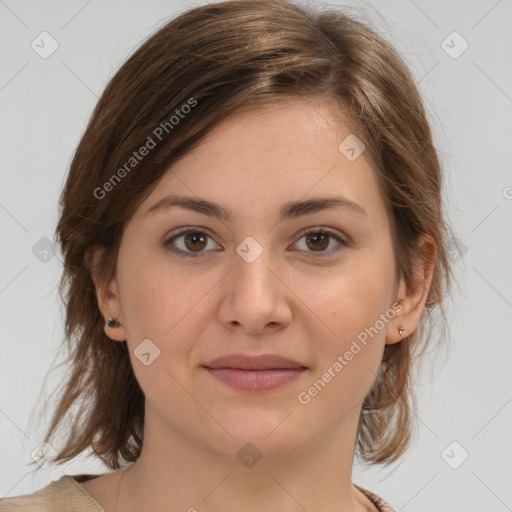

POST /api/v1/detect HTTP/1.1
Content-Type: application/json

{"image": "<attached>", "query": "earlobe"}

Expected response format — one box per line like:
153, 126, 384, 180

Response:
84, 244, 127, 342
101, 276, 128, 342
104, 313, 127, 342
385, 234, 436, 345
384, 324, 407, 346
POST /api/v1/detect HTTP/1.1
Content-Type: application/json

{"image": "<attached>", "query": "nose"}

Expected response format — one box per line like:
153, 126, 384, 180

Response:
217, 243, 292, 335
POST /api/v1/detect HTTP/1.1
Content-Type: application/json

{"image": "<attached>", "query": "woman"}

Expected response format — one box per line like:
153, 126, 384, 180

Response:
0, 0, 453, 511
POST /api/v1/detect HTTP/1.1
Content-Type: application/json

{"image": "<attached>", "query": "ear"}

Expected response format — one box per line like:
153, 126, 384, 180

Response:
385, 233, 436, 345
84, 244, 127, 342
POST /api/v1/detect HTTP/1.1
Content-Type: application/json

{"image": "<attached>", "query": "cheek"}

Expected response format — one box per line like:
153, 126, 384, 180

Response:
295, 271, 392, 421
117, 251, 205, 361
118, 247, 202, 331
310, 255, 394, 341
302, 247, 396, 389
117, 257, 210, 404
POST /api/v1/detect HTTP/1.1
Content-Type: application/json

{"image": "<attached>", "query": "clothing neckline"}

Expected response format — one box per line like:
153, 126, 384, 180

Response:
66, 474, 390, 512
65, 475, 106, 511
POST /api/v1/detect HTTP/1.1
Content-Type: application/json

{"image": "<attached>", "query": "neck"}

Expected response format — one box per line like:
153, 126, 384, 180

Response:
115, 404, 374, 512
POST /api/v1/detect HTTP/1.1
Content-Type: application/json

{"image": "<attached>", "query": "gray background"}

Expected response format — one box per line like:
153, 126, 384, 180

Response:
1, 0, 511, 510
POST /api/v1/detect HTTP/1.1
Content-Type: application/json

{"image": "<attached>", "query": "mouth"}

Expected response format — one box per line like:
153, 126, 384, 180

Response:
203, 353, 307, 391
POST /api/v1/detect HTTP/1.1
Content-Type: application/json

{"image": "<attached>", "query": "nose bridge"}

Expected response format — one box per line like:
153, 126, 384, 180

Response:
233, 234, 278, 298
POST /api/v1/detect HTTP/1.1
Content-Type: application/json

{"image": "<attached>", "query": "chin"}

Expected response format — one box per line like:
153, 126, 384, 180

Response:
213, 410, 304, 452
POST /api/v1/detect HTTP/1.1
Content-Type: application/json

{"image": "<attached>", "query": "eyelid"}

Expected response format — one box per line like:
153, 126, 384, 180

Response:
164, 225, 351, 259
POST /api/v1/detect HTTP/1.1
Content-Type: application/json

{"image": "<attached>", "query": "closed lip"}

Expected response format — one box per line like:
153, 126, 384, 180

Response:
203, 353, 307, 370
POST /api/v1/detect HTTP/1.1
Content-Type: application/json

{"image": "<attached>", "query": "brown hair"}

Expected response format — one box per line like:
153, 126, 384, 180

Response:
28, 0, 454, 473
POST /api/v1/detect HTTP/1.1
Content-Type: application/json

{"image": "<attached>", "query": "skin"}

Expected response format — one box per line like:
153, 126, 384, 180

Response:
85, 98, 435, 512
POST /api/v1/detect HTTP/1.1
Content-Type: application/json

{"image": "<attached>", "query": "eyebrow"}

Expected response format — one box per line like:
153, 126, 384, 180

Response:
143, 194, 367, 221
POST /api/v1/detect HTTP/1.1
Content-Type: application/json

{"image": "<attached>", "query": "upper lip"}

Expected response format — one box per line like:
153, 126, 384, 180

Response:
204, 353, 306, 370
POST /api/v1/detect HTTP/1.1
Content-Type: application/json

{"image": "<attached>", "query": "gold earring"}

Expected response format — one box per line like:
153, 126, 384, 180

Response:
397, 325, 406, 336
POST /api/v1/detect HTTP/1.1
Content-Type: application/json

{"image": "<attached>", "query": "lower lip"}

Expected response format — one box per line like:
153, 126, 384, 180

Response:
205, 367, 306, 391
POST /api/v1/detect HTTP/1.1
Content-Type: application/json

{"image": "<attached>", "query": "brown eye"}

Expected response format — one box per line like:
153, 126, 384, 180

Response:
165, 227, 348, 259
293, 228, 348, 258
165, 229, 218, 258
183, 232, 208, 252
305, 232, 330, 251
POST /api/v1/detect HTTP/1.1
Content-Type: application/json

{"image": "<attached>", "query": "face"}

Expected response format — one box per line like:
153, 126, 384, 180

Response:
94, 98, 416, 462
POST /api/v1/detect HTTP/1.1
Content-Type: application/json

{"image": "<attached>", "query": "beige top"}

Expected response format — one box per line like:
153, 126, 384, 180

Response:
0, 474, 396, 512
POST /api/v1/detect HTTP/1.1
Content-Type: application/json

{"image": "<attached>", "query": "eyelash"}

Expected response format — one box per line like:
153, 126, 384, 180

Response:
164, 227, 349, 259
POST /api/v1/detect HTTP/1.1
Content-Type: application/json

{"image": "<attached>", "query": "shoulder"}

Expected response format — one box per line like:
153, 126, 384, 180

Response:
354, 484, 396, 512
0, 475, 105, 512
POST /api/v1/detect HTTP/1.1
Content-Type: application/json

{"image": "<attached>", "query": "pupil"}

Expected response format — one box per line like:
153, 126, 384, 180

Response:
186, 233, 205, 250
308, 233, 328, 251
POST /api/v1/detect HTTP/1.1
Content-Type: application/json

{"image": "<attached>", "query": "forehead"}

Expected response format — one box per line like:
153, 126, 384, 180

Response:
134, 98, 387, 226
